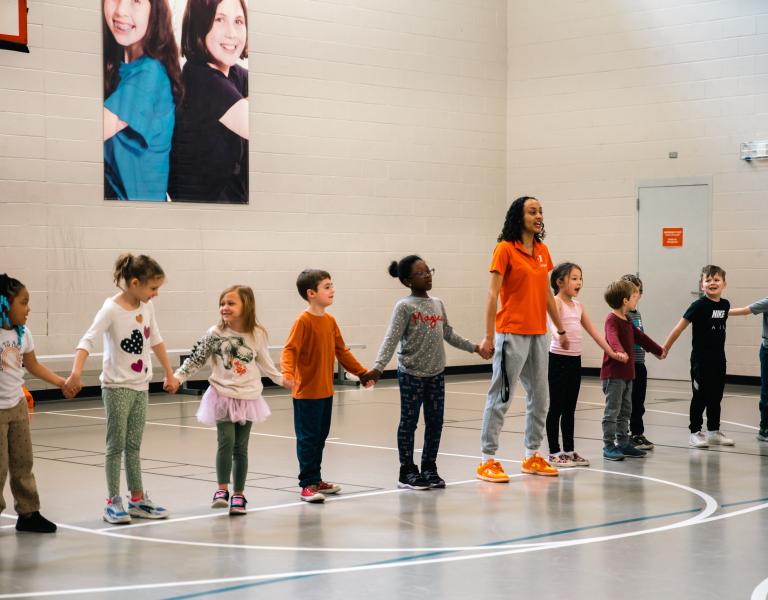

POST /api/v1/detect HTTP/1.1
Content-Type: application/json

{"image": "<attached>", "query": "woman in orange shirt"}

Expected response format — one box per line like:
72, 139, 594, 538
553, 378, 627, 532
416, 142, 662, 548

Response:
476, 197, 569, 482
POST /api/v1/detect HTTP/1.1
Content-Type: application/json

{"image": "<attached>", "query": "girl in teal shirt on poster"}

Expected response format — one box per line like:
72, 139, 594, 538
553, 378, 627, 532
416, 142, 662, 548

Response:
102, 0, 182, 201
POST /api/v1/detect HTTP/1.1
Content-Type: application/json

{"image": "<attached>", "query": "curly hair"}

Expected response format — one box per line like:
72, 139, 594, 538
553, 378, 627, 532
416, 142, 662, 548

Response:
497, 196, 545, 243
0, 273, 26, 344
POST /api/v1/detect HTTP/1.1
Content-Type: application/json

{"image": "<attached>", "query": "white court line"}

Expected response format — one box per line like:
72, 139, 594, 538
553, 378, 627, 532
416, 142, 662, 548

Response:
44, 469, 717, 554
579, 401, 760, 431
751, 575, 768, 600
0, 485, 755, 599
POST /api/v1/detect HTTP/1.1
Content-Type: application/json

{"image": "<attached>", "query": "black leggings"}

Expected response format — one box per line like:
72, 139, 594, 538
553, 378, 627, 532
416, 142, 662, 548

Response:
546, 353, 581, 454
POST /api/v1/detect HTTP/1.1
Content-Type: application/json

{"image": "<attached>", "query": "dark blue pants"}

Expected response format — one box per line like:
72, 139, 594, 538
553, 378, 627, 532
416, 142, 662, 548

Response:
760, 345, 768, 431
630, 363, 648, 436
293, 397, 333, 488
397, 371, 445, 468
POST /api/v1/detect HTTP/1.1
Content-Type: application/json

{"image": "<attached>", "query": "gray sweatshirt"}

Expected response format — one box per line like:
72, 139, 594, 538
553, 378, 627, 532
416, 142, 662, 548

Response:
373, 296, 476, 377
749, 297, 768, 348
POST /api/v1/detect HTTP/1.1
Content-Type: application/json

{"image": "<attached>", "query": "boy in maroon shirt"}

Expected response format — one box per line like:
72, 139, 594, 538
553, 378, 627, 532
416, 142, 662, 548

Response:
600, 279, 666, 461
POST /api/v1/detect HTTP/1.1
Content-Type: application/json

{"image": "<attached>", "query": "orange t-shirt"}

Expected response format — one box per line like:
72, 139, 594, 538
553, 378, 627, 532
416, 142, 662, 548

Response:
281, 311, 366, 400
490, 240, 553, 335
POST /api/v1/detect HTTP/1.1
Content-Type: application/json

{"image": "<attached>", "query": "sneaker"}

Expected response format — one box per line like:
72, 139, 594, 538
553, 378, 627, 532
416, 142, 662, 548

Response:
316, 481, 341, 495
103, 495, 131, 524
548, 453, 575, 468
127, 493, 169, 520
476, 458, 510, 483
211, 489, 230, 508
229, 494, 247, 515
398, 466, 430, 490
300, 485, 326, 503
707, 430, 734, 446
521, 453, 558, 476
617, 442, 647, 458
420, 463, 446, 488
757, 429, 768, 442
689, 431, 709, 448
603, 445, 625, 461
630, 434, 655, 450
569, 452, 590, 467
15, 511, 56, 533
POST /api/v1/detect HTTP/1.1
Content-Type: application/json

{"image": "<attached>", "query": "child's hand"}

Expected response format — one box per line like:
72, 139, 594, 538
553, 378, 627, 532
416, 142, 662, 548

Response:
659, 348, 668, 360
282, 375, 295, 391
163, 375, 180, 394
614, 351, 629, 364
359, 371, 377, 387
476, 344, 493, 360
63, 373, 82, 398
558, 333, 570, 350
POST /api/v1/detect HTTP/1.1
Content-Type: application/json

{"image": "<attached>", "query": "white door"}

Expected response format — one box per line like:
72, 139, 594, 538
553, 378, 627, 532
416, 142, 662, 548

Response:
637, 179, 711, 380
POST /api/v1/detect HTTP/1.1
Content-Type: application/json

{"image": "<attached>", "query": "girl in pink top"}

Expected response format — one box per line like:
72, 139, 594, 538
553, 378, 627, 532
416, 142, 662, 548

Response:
546, 263, 627, 467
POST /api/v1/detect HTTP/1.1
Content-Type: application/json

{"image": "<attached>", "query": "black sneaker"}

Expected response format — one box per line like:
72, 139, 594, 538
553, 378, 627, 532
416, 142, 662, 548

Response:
630, 434, 655, 450
397, 465, 429, 490
420, 463, 446, 488
757, 429, 768, 442
16, 511, 57, 533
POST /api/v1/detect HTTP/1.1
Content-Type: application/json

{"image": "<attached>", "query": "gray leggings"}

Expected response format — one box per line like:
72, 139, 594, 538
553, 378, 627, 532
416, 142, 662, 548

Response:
103, 387, 147, 497
216, 421, 252, 492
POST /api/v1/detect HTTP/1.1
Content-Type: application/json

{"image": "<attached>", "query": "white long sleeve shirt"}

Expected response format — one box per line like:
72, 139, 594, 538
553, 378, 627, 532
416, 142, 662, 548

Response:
77, 297, 163, 391
174, 325, 283, 400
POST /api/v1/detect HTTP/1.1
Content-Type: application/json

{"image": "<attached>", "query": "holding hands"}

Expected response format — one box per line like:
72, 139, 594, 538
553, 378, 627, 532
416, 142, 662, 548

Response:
63, 372, 82, 399
163, 373, 181, 394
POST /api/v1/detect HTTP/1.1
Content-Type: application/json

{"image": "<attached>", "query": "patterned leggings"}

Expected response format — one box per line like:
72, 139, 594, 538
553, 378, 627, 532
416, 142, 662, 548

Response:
103, 387, 147, 498
396, 371, 445, 468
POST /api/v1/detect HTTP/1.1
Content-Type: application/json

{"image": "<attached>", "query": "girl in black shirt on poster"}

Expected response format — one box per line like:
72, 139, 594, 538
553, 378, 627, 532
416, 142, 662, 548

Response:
169, 0, 249, 203
663, 265, 733, 448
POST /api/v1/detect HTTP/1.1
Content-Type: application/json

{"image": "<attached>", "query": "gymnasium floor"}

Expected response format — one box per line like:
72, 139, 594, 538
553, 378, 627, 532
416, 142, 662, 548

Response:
1, 375, 767, 599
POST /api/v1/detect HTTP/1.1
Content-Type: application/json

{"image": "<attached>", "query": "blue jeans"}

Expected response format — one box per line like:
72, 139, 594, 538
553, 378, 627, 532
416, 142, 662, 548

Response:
760, 345, 768, 431
293, 397, 333, 488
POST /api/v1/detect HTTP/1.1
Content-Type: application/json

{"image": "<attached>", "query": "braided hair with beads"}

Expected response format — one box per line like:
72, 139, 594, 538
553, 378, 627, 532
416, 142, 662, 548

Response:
0, 273, 26, 345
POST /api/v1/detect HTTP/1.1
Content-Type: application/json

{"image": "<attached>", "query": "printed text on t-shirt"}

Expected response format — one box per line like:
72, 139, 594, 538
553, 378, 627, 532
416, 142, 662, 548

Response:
412, 312, 443, 328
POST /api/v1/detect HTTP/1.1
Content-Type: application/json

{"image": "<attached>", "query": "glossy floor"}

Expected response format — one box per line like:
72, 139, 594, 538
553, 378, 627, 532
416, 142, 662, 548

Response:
1, 375, 767, 599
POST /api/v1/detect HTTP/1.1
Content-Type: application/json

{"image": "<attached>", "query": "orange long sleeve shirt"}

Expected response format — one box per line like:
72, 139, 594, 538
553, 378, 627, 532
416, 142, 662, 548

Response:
281, 311, 366, 399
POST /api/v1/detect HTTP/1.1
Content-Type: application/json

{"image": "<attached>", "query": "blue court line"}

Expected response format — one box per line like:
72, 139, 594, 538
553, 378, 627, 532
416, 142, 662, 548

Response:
161, 505, 703, 599
720, 496, 768, 508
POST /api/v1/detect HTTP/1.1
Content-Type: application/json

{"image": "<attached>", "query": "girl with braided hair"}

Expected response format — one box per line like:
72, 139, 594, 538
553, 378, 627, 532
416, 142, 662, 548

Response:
0, 274, 68, 533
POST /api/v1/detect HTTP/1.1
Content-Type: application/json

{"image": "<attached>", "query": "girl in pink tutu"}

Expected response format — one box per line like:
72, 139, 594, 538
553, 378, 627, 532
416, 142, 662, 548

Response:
172, 285, 287, 514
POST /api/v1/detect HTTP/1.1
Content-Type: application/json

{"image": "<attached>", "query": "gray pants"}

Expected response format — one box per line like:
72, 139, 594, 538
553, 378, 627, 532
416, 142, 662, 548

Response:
601, 378, 632, 447
481, 333, 549, 455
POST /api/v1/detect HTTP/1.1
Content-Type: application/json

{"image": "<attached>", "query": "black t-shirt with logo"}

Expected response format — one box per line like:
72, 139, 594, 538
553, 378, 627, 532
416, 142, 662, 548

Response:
683, 296, 729, 366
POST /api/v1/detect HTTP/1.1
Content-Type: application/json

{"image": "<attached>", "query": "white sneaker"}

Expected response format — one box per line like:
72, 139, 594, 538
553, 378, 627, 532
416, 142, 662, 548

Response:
707, 430, 734, 446
688, 431, 709, 448
128, 493, 170, 519
103, 495, 131, 524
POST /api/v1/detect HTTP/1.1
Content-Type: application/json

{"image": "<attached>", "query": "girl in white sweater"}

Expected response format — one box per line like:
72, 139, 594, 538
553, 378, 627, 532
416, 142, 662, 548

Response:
171, 285, 287, 515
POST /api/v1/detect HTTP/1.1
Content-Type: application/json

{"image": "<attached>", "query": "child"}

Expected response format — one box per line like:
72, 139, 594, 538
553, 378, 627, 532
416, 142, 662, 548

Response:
169, 0, 249, 203
600, 279, 665, 461
366, 256, 487, 489
546, 263, 628, 468
664, 265, 733, 448
103, 0, 181, 200
621, 274, 654, 450
281, 269, 372, 503
66, 254, 178, 524
169, 285, 287, 515
0, 274, 67, 533
729, 297, 768, 442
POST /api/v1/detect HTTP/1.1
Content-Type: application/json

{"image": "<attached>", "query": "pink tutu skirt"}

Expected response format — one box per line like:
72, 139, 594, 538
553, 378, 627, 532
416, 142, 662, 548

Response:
196, 386, 271, 427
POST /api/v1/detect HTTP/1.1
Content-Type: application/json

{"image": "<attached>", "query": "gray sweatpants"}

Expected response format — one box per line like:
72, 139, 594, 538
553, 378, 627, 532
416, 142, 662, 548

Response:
601, 378, 632, 447
481, 333, 550, 455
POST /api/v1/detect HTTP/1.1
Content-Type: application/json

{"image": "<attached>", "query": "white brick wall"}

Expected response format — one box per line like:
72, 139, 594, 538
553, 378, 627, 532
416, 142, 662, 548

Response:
507, 0, 768, 376
1, 0, 506, 389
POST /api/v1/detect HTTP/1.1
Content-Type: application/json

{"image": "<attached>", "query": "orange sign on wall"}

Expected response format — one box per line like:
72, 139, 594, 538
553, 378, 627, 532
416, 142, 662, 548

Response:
662, 227, 683, 247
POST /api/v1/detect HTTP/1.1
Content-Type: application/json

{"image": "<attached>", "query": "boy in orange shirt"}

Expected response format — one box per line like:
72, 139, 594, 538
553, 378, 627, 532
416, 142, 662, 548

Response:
282, 269, 372, 503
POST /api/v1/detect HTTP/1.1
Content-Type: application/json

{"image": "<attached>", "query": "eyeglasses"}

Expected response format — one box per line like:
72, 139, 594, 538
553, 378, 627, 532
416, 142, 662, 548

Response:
411, 268, 435, 278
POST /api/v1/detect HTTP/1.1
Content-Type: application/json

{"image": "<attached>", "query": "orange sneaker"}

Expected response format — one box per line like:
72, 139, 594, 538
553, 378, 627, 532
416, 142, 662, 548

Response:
521, 453, 559, 477
476, 459, 510, 483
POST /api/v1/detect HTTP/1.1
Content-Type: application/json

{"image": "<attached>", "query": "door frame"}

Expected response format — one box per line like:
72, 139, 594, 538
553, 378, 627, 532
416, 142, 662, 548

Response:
636, 175, 713, 275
